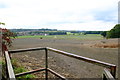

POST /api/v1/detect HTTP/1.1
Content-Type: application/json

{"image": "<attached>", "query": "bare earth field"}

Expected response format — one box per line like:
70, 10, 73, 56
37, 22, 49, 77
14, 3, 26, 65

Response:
9, 38, 118, 79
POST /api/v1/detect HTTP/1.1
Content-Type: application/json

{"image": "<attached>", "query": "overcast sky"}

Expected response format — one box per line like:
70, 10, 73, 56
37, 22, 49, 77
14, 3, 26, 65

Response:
0, 0, 119, 31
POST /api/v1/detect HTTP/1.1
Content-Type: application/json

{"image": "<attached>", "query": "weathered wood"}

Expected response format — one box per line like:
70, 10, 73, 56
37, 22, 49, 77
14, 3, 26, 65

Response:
9, 47, 46, 53
103, 68, 115, 80
45, 48, 48, 80
110, 66, 116, 79
15, 68, 45, 77
5, 51, 16, 80
47, 68, 67, 80
47, 47, 116, 69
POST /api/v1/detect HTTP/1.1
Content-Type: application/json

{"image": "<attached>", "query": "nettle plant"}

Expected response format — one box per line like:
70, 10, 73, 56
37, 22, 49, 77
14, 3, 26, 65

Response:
0, 23, 16, 52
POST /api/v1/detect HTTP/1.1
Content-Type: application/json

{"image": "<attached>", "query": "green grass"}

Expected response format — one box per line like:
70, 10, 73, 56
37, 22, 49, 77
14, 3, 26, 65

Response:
16, 34, 103, 40
16, 35, 53, 38
1, 58, 35, 79
11, 59, 35, 80
54, 34, 103, 40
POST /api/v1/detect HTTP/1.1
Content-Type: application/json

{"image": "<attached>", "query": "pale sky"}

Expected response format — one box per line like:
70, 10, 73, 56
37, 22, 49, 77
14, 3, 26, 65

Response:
0, 0, 119, 31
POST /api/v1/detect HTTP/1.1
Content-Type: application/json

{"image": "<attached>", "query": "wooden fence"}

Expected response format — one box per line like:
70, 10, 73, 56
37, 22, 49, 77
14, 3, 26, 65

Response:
3, 47, 116, 80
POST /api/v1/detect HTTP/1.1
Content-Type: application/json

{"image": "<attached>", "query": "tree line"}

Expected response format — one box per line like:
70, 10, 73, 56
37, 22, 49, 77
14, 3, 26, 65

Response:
10, 29, 104, 36
8, 24, 120, 38
101, 24, 120, 38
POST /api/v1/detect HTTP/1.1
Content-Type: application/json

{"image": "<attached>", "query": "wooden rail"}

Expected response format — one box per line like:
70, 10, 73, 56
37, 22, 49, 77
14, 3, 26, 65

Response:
47, 47, 116, 68
47, 68, 66, 80
7, 47, 116, 80
47, 47, 116, 78
9, 47, 45, 53
103, 68, 115, 80
15, 68, 45, 77
4, 51, 16, 80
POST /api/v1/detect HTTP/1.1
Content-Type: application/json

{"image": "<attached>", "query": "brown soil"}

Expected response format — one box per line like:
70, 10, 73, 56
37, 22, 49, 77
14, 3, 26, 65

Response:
9, 38, 118, 78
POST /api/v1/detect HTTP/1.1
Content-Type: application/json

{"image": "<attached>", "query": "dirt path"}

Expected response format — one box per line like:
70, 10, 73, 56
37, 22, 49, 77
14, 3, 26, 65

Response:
9, 38, 118, 78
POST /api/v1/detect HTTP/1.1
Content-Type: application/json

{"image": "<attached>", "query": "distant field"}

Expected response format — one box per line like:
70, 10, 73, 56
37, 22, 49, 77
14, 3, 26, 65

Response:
16, 34, 103, 40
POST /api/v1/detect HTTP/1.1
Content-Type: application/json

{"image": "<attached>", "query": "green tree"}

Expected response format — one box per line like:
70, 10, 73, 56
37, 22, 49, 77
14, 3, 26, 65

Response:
106, 24, 120, 38
101, 31, 107, 37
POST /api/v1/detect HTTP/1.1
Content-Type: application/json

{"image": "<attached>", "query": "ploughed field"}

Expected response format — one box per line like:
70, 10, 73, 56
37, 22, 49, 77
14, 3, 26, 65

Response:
9, 37, 118, 78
